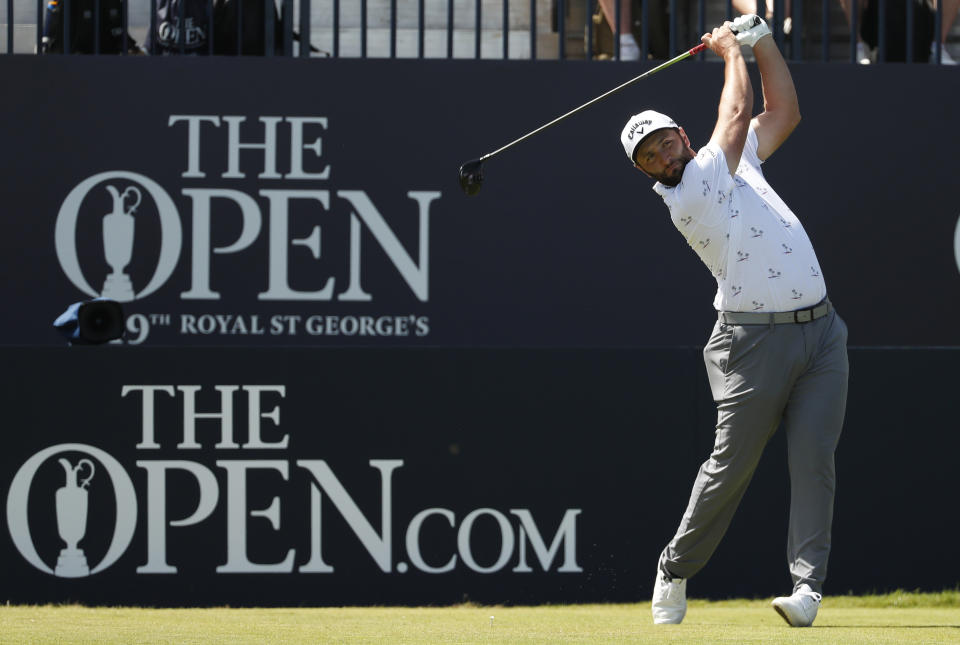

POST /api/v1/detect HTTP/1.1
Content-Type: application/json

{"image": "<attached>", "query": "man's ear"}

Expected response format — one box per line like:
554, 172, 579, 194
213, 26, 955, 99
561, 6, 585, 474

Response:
678, 127, 693, 149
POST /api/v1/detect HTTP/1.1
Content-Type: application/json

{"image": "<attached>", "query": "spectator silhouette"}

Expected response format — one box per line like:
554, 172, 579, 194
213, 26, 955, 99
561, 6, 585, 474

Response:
145, 0, 305, 56
145, 0, 214, 54
213, 0, 284, 55
930, 0, 958, 62
731, 0, 793, 36
597, 0, 639, 59
41, 0, 140, 54
595, 0, 670, 60
841, 0, 957, 63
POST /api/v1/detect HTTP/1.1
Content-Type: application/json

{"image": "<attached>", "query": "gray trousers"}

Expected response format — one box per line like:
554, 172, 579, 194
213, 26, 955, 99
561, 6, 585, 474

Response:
661, 309, 849, 594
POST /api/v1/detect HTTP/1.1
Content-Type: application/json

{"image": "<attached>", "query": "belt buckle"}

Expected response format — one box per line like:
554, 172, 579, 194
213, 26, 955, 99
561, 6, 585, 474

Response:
794, 309, 812, 323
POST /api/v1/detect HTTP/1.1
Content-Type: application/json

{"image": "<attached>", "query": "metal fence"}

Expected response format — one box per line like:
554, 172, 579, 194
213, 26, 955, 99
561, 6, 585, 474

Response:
1, 0, 956, 62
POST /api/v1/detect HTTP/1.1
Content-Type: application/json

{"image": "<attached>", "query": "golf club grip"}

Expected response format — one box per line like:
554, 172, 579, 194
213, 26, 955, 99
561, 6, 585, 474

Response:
688, 43, 708, 56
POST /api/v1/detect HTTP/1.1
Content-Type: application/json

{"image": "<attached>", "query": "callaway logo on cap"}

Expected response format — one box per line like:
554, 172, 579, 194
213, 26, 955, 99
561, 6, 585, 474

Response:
620, 110, 678, 164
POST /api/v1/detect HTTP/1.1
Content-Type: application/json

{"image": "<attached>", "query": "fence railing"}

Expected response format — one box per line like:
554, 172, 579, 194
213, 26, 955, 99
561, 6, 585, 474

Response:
1, 0, 956, 63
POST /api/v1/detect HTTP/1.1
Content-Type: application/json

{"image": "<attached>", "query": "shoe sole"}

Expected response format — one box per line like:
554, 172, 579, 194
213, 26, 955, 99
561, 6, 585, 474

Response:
772, 603, 793, 626
772, 601, 812, 628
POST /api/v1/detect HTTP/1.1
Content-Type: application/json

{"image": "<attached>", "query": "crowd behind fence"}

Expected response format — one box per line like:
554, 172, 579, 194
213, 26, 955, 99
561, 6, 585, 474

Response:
1, 0, 957, 62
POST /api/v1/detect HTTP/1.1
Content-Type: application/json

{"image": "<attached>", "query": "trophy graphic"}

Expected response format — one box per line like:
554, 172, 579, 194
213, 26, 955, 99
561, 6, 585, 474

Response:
54, 458, 95, 578
100, 185, 141, 302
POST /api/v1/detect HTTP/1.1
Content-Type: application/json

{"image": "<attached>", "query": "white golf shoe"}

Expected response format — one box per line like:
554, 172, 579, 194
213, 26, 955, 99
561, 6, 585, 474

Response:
772, 583, 822, 627
651, 568, 687, 624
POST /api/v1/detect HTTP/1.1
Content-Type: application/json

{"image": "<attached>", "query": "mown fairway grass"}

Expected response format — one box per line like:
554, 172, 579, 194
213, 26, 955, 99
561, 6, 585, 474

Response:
1, 590, 958, 645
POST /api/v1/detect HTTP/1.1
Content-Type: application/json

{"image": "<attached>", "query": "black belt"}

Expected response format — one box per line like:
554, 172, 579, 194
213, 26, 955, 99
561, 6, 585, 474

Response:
719, 299, 832, 326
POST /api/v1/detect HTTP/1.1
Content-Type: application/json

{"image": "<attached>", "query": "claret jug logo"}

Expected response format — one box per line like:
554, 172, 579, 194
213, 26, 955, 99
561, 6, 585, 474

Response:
6, 444, 138, 577
55, 172, 182, 304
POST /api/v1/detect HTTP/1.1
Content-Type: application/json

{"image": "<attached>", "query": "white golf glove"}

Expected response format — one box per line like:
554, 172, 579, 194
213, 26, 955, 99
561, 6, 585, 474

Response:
730, 14, 771, 48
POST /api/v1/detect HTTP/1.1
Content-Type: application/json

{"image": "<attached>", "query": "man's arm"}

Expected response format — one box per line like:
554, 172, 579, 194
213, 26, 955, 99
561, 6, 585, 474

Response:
702, 25, 753, 177
750, 35, 801, 161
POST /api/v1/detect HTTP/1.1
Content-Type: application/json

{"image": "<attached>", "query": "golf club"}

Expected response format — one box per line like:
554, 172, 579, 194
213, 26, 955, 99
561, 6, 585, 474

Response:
458, 42, 709, 196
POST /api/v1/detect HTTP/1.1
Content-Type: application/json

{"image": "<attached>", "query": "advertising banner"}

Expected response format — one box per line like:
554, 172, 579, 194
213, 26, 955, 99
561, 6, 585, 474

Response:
0, 57, 957, 347
2, 347, 959, 605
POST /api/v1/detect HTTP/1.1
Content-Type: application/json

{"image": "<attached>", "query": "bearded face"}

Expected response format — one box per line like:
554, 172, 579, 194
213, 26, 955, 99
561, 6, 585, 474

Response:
634, 128, 695, 187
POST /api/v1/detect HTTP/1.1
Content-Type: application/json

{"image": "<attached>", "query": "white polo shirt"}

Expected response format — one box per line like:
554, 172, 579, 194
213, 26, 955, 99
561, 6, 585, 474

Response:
653, 127, 826, 313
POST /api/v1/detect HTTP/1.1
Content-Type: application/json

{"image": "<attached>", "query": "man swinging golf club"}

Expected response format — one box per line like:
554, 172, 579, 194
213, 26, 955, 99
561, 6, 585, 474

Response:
621, 16, 849, 627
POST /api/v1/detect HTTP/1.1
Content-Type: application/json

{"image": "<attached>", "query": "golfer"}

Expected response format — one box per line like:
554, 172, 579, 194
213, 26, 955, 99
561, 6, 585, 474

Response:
619, 16, 849, 627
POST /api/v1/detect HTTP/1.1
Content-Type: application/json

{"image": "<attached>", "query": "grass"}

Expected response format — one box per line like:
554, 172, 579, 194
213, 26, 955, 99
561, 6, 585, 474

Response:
1, 590, 958, 645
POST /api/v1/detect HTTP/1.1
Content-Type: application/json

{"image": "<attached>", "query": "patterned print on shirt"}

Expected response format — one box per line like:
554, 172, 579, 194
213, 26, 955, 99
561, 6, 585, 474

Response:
752, 299, 765, 310
754, 184, 768, 195
729, 208, 740, 218
736, 250, 750, 262
782, 243, 793, 254
679, 214, 693, 227
717, 190, 727, 204
699, 238, 711, 249
768, 268, 782, 279
791, 289, 803, 300
750, 227, 763, 238
778, 214, 792, 228
811, 266, 820, 278
702, 180, 711, 196
731, 285, 742, 296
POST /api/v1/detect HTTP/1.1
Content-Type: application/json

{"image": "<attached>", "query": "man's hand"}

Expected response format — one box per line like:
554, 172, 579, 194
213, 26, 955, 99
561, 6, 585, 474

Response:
730, 14, 772, 48
701, 23, 741, 60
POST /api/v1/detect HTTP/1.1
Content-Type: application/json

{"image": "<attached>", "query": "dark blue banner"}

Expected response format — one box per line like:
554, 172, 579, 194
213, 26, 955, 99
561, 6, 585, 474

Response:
0, 57, 957, 347
1, 346, 958, 605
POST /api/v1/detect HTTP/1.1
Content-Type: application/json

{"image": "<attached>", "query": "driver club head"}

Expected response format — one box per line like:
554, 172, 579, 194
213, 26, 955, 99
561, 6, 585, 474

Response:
458, 159, 484, 196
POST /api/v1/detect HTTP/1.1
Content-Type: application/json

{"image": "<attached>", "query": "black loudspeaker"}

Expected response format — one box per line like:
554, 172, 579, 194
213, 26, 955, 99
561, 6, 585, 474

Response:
53, 300, 125, 345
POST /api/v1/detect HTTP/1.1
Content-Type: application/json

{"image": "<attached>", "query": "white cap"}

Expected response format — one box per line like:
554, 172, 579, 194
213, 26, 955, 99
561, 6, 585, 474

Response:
620, 110, 678, 164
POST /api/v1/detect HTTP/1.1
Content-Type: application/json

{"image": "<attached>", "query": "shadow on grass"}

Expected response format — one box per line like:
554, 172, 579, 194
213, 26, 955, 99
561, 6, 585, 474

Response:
816, 625, 960, 629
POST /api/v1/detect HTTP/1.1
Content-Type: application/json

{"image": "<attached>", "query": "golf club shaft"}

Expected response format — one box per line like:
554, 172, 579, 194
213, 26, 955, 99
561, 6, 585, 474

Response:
479, 43, 709, 163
